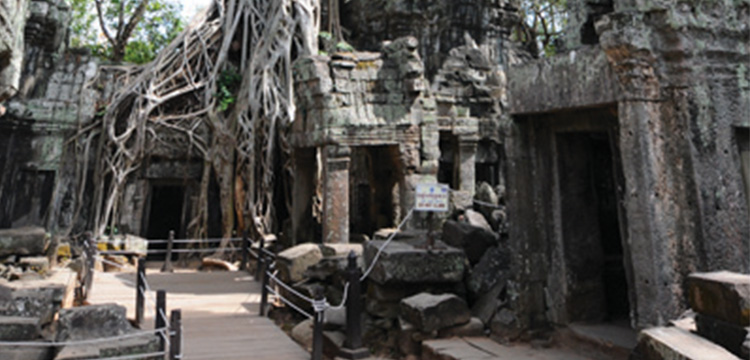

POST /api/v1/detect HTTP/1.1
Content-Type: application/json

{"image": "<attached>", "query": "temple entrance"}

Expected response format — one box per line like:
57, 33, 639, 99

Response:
144, 184, 186, 259
349, 145, 401, 239
556, 131, 630, 322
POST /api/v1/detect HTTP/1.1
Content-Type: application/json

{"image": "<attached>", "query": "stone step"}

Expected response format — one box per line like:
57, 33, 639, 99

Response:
688, 271, 750, 326
556, 322, 636, 360
422, 337, 591, 360
632, 326, 740, 360
0, 316, 41, 341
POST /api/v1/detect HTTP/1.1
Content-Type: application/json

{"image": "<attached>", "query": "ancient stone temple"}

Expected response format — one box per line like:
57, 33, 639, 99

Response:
505, 0, 750, 331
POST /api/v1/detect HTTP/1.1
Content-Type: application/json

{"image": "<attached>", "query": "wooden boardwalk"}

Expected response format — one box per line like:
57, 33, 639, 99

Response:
89, 267, 309, 360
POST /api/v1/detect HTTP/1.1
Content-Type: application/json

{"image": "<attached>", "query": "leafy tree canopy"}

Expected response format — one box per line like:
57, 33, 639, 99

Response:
69, 0, 184, 64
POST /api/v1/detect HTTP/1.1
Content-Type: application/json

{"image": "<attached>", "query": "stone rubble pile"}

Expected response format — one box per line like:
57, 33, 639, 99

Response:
276, 181, 513, 358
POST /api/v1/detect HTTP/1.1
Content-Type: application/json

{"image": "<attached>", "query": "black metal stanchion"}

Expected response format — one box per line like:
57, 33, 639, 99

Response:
156, 290, 167, 352
161, 230, 174, 273
170, 309, 182, 360
240, 230, 249, 271
259, 252, 270, 316
339, 251, 370, 359
136, 260, 146, 327
311, 288, 325, 360
255, 235, 266, 280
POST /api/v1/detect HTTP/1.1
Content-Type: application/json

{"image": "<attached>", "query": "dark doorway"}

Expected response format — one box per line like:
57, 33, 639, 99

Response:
557, 132, 629, 322
145, 185, 185, 258
349, 146, 401, 238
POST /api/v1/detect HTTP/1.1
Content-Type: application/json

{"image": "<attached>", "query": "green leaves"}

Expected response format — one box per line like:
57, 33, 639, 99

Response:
69, 0, 184, 64
214, 68, 242, 112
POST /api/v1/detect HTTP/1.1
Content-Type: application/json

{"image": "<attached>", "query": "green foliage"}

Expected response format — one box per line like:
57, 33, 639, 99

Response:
69, 0, 184, 64
516, 0, 568, 57
214, 68, 242, 112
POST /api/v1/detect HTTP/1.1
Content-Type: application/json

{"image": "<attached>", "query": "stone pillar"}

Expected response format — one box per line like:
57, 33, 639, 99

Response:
292, 148, 317, 245
457, 137, 478, 194
322, 145, 351, 243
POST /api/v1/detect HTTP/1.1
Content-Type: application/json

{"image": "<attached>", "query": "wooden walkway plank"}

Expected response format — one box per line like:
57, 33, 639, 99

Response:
88, 268, 308, 360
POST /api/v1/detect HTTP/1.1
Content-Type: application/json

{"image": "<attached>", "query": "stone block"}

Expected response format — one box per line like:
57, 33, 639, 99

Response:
490, 308, 522, 340
0, 227, 49, 257
18, 257, 50, 274
632, 327, 740, 360
277, 243, 324, 283
695, 313, 749, 358
292, 318, 314, 351
0, 316, 40, 341
688, 271, 750, 326
437, 317, 484, 338
363, 240, 465, 284
441, 220, 498, 264
467, 245, 510, 298
366, 298, 400, 319
56, 304, 135, 342
0, 348, 52, 360
400, 293, 471, 333
322, 330, 346, 359
471, 282, 504, 326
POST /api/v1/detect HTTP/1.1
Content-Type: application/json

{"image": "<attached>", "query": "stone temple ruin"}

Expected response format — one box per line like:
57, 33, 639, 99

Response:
0, 0, 749, 359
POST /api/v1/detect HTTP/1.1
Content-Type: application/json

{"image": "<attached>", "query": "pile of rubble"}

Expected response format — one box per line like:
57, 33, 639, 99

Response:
0, 227, 159, 360
274, 182, 512, 358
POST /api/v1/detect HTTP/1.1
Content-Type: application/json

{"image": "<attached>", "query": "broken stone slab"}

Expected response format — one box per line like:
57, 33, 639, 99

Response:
466, 245, 510, 298
18, 256, 50, 274
0, 283, 69, 326
695, 313, 750, 358
490, 308, 522, 341
320, 243, 363, 258
400, 293, 471, 333
291, 318, 314, 351
0, 347, 53, 360
688, 271, 750, 326
56, 335, 162, 360
632, 326, 740, 360
471, 281, 505, 326
0, 227, 49, 257
277, 243, 324, 283
437, 317, 484, 338
0, 316, 41, 341
363, 240, 465, 285
56, 304, 135, 342
441, 220, 498, 265
464, 209, 492, 232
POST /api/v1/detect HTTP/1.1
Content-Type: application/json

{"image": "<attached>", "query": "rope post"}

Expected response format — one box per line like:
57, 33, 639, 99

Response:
255, 235, 266, 280
161, 230, 175, 273
170, 309, 182, 360
259, 253, 270, 316
339, 251, 370, 359
136, 259, 146, 327
312, 287, 325, 360
156, 290, 167, 352
240, 230, 249, 271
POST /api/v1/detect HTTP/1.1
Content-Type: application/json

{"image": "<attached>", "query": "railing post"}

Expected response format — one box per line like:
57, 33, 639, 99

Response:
240, 230, 249, 271
259, 253, 270, 316
161, 230, 174, 273
170, 309, 182, 360
136, 259, 145, 327
255, 235, 266, 280
156, 290, 167, 352
312, 287, 325, 360
339, 251, 370, 359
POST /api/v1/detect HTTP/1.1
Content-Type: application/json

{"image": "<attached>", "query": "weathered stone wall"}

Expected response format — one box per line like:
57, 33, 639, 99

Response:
343, 0, 520, 78
506, 0, 750, 330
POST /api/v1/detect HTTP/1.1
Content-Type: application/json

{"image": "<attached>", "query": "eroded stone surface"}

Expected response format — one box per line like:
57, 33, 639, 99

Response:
400, 293, 471, 333
0, 227, 49, 257
688, 272, 750, 326
277, 243, 324, 283
632, 327, 740, 360
363, 240, 465, 284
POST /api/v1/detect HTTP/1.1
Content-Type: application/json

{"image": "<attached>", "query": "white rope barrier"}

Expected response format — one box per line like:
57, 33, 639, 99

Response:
267, 271, 314, 303
265, 286, 313, 319
360, 207, 415, 281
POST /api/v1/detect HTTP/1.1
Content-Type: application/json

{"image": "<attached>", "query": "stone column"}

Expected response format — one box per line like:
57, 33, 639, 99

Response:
322, 145, 351, 243
457, 137, 478, 194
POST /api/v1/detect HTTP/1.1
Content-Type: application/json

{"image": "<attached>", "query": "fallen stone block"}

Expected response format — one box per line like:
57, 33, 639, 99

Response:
632, 326, 740, 360
0, 347, 53, 360
441, 220, 498, 264
438, 317, 484, 338
471, 282, 504, 326
400, 293, 471, 333
695, 313, 749, 358
464, 209, 492, 232
363, 240, 465, 285
18, 256, 50, 274
490, 308, 522, 341
56, 304, 135, 342
0, 316, 40, 341
0, 227, 49, 257
277, 243, 324, 283
291, 318, 314, 351
688, 271, 750, 326
467, 245, 510, 298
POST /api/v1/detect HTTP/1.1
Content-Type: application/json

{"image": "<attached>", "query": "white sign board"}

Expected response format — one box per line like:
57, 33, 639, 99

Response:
415, 183, 449, 212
